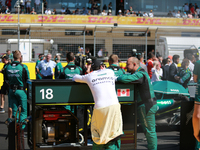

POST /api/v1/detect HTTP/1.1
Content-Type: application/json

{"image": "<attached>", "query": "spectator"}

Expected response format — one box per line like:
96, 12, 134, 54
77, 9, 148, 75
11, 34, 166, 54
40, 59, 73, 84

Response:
0, 0, 6, 8
147, 52, 156, 79
125, 9, 130, 16
118, 10, 122, 16
75, 8, 80, 15
5, 6, 9, 14
65, 7, 71, 14
194, 11, 199, 18
34, 0, 40, 13
182, 12, 187, 18
191, 5, 195, 15
101, 9, 107, 16
176, 10, 181, 18
138, 53, 147, 72
26, 0, 31, 14
161, 58, 170, 80
103, 4, 107, 10
107, 9, 112, 16
195, 3, 199, 10
30, 7, 37, 14
82, 7, 88, 15
143, 11, 148, 17
6, 49, 12, 62
108, 2, 112, 10
45, 8, 51, 15
169, 55, 180, 83
52, 8, 57, 15
5, 0, 11, 11
172, 10, 176, 17
188, 11, 193, 18
168, 55, 173, 65
137, 11, 142, 17
72, 10, 75, 15
97, 49, 103, 57
132, 11, 137, 17
21, 6, 26, 14
129, 6, 132, 12
167, 11, 173, 17
43, 0, 47, 9
196, 7, 200, 17
151, 61, 163, 82
174, 59, 191, 89
88, 10, 91, 15
149, 10, 154, 17
184, 3, 189, 14
1, 6, 5, 13
54, 55, 63, 79
61, 7, 65, 14
92, 2, 98, 15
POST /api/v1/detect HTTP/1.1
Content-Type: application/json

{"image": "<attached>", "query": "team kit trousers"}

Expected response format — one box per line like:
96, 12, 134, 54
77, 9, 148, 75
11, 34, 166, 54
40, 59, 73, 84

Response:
9, 89, 27, 129
91, 104, 123, 150
137, 104, 158, 150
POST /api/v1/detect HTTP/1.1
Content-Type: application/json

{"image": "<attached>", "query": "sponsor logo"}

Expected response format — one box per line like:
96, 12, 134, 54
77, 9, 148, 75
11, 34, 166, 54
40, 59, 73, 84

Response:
170, 89, 179, 92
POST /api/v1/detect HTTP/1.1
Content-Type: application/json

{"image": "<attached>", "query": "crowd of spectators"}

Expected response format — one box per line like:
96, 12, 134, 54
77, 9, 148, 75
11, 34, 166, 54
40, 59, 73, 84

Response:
0, 0, 199, 19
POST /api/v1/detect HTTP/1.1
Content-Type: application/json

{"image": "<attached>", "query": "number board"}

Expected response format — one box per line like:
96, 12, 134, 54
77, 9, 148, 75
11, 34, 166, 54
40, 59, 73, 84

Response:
34, 83, 134, 104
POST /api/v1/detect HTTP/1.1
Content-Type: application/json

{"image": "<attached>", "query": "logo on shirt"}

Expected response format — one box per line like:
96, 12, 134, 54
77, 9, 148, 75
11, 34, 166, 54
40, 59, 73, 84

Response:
117, 89, 130, 97
170, 89, 179, 92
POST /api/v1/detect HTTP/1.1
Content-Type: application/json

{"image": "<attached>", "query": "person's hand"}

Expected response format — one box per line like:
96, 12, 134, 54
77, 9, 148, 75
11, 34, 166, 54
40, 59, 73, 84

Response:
174, 76, 180, 80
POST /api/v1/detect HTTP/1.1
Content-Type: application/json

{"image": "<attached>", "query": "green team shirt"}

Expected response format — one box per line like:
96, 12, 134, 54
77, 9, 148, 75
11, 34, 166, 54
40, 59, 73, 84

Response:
55, 62, 63, 79
117, 66, 155, 104
108, 64, 125, 77
5, 61, 30, 87
176, 67, 191, 89
36, 59, 41, 72
194, 60, 200, 102
59, 62, 82, 79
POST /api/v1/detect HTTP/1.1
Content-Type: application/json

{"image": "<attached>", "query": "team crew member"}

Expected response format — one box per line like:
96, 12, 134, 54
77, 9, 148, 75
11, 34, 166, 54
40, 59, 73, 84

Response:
35, 53, 44, 79
54, 55, 63, 79
108, 54, 125, 77
5, 50, 30, 129
192, 58, 200, 150
59, 52, 82, 79
73, 60, 123, 149
36, 53, 56, 79
175, 59, 191, 89
0, 55, 10, 114
59, 52, 82, 112
117, 57, 157, 150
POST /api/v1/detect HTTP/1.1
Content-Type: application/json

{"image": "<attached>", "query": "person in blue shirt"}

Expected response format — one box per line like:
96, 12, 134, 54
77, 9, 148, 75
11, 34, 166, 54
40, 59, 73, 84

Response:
36, 53, 56, 79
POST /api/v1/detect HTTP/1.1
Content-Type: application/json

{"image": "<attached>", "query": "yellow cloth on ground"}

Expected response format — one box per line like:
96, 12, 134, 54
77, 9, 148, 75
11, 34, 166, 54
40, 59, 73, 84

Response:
91, 103, 123, 145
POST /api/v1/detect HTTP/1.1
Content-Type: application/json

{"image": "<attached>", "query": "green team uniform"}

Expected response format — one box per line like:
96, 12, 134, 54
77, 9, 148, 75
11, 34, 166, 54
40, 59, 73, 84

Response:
107, 64, 125, 77
117, 66, 157, 150
36, 59, 42, 79
59, 62, 82, 112
5, 61, 30, 129
176, 68, 191, 90
193, 60, 200, 150
55, 62, 63, 79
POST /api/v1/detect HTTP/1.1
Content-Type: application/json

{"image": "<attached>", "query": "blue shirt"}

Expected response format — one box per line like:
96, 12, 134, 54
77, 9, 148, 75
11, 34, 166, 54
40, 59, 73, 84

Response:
36, 59, 56, 76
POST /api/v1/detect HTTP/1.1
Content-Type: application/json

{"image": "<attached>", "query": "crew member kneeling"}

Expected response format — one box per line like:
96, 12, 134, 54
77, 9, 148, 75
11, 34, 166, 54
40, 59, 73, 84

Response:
5, 50, 30, 129
117, 57, 157, 150
73, 60, 123, 150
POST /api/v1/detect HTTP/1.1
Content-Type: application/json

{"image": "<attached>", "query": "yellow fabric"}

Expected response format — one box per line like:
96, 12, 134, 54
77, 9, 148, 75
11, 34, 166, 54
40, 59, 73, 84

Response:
91, 103, 123, 145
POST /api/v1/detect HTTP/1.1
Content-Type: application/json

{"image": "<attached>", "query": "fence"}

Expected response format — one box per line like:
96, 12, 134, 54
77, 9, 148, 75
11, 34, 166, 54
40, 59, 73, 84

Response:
0, 28, 149, 62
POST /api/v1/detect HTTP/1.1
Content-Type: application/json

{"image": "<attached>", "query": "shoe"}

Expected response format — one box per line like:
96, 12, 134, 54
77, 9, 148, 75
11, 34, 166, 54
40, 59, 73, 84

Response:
0, 108, 5, 113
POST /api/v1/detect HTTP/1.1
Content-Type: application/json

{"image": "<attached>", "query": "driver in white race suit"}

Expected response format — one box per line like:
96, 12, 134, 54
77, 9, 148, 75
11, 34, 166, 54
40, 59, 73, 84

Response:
73, 60, 123, 150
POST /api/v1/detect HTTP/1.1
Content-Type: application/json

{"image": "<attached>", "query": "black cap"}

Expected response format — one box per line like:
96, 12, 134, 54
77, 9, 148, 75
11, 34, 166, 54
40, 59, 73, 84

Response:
2, 54, 8, 60
91, 59, 104, 70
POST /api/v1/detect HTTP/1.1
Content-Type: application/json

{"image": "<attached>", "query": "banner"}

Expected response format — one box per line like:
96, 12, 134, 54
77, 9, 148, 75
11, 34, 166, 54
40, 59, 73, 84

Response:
0, 14, 200, 27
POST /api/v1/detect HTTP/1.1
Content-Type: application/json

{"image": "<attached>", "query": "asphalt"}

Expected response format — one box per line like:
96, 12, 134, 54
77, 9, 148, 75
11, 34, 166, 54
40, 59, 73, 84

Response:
0, 95, 180, 150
